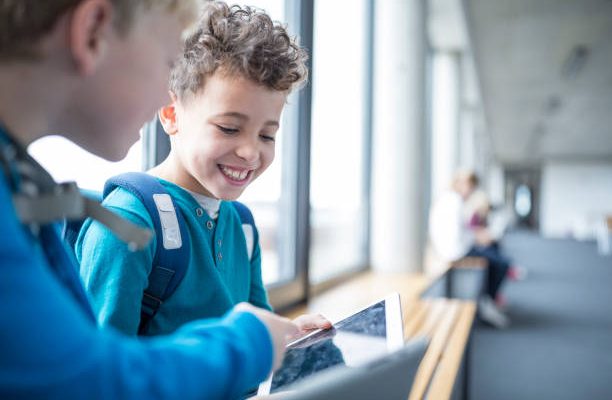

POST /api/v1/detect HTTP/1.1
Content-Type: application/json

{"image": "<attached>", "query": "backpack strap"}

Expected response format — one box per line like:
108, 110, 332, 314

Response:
62, 190, 103, 251
104, 172, 191, 335
231, 201, 256, 260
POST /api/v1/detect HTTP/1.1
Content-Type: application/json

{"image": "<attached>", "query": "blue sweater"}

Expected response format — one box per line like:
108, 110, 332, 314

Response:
77, 178, 271, 336
0, 161, 273, 399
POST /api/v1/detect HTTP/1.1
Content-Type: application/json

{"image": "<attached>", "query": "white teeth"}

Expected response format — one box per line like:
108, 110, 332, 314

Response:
221, 165, 249, 181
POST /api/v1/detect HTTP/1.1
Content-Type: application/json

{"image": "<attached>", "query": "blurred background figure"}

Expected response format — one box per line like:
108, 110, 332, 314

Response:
466, 189, 527, 286
429, 170, 511, 328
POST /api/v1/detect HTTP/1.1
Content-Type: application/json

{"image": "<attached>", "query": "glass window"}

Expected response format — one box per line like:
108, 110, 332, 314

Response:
515, 184, 532, 218
240, 126, 286, 284
235, 0, 289, 285
28, 135, 142, 191
309, 0, 369, 284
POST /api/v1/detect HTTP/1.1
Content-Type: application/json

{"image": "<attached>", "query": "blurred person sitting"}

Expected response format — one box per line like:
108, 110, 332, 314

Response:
467, 190, 527, 286
429, 170, 510, 328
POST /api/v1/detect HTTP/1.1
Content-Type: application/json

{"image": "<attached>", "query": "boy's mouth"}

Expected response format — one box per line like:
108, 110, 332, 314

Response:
219, 164, 253, 184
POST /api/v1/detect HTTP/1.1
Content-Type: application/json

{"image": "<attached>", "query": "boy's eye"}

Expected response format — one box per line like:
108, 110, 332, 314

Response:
216, 125, 239, 134
260, 134, 276, 142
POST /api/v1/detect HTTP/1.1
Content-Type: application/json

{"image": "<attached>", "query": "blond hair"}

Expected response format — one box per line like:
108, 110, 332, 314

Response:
0, 0, 197, 60
169, 1, 308, 100
452, 169, 479, 191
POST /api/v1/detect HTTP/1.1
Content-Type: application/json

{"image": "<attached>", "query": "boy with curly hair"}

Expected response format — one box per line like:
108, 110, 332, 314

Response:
77, 2, 330, 336
0, 0, 300, 398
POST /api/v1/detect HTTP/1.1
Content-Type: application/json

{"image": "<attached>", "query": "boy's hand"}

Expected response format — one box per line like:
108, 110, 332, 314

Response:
233, 303, 299, 371
290, 313, 333, 341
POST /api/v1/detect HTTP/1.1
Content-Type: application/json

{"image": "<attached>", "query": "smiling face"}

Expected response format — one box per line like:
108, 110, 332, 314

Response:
160, 73, 287, 200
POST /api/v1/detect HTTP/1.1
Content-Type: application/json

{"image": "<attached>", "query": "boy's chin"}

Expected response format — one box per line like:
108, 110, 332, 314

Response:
210, 181, 250, 201
210, 187, 244, 201
78, 139, 131, 162
102, 146, 132, 162
218, 193, 243, 201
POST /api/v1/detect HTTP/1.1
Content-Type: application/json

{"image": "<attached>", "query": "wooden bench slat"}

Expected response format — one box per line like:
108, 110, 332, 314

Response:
426, 302, 477, 400
415, 299, 448, 338
408, 300, 461, 400
404, 302, 430, 339
451, 256, 487, 269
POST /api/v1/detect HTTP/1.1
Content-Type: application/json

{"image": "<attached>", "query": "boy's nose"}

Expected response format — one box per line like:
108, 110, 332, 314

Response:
235, 138, 260, 164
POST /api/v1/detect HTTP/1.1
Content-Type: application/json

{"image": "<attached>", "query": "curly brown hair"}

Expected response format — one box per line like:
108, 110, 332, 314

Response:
0, 0, 196, 60
169, 2, 308, 100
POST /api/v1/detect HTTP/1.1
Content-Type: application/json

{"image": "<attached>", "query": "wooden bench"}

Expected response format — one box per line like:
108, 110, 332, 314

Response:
282, 270, 430, 321
422, 256, 487, 300
281, 271, 477, 400
406, 299, 476, 400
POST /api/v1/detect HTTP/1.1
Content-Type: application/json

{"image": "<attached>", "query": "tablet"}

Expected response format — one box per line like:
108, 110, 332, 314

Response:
279, 337, 429, 400
257, 292, 404, 395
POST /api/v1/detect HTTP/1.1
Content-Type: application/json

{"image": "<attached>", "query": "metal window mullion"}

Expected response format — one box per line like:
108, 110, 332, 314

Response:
142, 116, 170, 170
362, 0, 375, 267
290, 0, 314, 303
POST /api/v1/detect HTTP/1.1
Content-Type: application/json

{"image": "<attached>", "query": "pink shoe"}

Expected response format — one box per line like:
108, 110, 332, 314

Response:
507, 265, 527, 281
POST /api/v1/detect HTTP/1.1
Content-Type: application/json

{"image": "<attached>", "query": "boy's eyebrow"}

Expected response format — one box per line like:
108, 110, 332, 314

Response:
214, 112, 279, 127
215, 112, 249, 120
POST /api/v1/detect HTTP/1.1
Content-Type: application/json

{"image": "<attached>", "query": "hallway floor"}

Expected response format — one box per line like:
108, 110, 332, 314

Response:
471, 231, 612, 399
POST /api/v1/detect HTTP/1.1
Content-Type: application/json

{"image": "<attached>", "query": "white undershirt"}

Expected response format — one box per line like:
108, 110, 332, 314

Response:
186, 190, 221, 220
187, 189, 255, 259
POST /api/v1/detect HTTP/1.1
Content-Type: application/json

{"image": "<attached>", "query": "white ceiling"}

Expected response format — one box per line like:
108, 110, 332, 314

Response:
463, 0, 612, 164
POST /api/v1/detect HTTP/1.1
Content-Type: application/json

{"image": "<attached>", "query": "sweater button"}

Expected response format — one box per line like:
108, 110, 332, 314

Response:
196, 208, 204, 217
206, 220, 214, 230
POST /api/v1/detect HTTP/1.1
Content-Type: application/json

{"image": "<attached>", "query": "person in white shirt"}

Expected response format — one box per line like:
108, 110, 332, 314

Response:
429, 170, 510, 328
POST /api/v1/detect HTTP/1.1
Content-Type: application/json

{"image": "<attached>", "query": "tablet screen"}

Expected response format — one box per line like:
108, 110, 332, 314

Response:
259, 293, 403, 395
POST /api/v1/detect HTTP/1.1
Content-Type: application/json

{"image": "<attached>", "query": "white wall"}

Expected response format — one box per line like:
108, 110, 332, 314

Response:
541, 162, 612, 239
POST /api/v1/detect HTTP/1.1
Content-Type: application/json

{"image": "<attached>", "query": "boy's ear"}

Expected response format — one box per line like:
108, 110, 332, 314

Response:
158, 103, 179, 135
68, 0, 113, 75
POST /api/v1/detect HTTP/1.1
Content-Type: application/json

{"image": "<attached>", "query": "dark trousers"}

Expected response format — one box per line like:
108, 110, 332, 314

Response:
467, 244, 510, 298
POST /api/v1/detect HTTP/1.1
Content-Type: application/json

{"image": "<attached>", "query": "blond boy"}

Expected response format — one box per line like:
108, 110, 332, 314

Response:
0, 1, 298, 398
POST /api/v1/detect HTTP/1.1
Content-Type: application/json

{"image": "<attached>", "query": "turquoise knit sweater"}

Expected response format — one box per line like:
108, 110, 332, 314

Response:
77, 178, 271, 336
